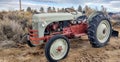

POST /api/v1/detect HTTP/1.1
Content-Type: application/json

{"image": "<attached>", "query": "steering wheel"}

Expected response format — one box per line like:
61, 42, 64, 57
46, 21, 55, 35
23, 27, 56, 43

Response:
65, 8, 78, 15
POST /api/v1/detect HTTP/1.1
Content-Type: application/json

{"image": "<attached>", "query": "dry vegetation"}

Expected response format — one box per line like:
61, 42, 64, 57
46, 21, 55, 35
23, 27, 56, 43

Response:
0, 11, 32, 48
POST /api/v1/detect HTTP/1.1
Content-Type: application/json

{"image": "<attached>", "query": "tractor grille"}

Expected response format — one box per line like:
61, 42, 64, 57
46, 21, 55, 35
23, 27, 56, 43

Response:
29, 22, 39, 37
29, 22, 38, 40
32, 22, 38, 30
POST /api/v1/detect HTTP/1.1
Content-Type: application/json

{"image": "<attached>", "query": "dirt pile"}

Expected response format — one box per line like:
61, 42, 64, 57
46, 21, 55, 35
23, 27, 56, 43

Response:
0, 36, 120, 62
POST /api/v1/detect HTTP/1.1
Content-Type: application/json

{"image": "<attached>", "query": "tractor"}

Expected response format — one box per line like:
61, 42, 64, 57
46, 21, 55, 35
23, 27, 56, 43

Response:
27, 8, 118, 62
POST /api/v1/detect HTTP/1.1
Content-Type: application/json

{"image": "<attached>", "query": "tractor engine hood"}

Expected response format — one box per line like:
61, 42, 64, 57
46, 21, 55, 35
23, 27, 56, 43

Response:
32, 13, 82, 23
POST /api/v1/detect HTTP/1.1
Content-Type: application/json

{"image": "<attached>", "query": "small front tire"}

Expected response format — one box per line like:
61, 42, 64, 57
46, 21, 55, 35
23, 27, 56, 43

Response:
45, 35, 70, 62
27, 40, 35, 47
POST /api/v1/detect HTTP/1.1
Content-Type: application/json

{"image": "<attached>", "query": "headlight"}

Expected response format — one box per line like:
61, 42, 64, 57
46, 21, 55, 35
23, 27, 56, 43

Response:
41, 21, 47, 27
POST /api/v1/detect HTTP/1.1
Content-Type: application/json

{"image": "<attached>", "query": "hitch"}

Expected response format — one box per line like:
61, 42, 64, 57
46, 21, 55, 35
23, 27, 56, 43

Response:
112, 29, 119, 37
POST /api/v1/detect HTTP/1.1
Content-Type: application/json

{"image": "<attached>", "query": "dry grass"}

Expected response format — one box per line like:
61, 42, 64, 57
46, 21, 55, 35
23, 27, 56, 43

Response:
0, 11, 32, 48
0, 20, 23, 48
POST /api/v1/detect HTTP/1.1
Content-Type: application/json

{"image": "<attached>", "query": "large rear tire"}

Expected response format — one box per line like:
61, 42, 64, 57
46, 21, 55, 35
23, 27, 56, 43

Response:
45, 35, 70, 62
88, 12, 112, 48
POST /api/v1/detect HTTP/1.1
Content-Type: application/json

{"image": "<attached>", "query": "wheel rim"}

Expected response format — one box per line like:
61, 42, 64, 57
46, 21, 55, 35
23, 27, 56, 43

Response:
96, 20, 110, 43
50, 39, 68, 60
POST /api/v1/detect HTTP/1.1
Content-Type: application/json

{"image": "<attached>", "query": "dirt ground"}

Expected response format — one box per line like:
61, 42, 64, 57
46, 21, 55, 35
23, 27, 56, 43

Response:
0, 27, 120, 62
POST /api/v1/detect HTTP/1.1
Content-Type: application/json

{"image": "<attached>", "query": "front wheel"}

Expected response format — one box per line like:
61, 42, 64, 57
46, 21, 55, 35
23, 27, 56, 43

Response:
45, 35, 70, 62
27, 40, 35, 47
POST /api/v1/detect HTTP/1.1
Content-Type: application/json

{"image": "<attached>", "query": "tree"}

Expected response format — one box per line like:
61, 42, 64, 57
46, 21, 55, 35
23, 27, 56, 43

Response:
84, 5, 89, 12
33, 9, 39, 14
101, 5, 107, 14
83, 5, 95, 16
101, 5, 105, 11
40, 7, 44, 13
61, 8, 65, 12
71, 6, 75, 10
57, 8, 60, 12
52, 7, 56, 12
47, 7, 52, 13
27, 7, 32, 12
78, 5, 82, 12
101, 5, 107, 12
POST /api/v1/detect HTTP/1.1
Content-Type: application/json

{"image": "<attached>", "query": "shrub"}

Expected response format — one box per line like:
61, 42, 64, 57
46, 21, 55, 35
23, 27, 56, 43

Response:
0, 20, 24, 48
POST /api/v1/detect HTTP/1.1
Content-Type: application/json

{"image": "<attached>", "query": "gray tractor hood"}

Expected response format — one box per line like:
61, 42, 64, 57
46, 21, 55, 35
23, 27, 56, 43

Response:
32, 13, 82, 23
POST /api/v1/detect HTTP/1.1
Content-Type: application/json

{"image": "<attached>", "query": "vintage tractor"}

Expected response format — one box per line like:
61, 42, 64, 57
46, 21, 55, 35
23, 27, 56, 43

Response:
27, 8, 118, 62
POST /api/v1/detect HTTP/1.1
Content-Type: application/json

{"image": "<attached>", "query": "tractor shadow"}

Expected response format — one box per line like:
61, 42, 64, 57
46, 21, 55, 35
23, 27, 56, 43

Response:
69, 36, 91, 49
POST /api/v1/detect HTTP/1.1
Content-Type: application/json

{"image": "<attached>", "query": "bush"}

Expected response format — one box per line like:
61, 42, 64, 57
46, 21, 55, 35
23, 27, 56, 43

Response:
0, 11, 33, 48
0, 19, 24, 48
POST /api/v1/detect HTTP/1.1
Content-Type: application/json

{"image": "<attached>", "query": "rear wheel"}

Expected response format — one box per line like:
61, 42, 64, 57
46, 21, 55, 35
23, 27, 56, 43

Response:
88, 12, 112, 48
45, 35, 70, 62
